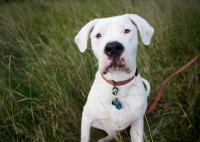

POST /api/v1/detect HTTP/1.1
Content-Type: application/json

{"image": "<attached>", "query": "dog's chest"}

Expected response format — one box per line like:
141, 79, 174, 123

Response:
100, 94, 145, 130
83, 73, 147, 130
85, 82, 147, 130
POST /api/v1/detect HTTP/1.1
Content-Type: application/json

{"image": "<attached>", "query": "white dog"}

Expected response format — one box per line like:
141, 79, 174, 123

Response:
75, 14, 154, 142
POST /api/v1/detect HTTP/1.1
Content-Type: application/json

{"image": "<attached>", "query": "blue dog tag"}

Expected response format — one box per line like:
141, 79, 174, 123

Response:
112, 98, 122, 110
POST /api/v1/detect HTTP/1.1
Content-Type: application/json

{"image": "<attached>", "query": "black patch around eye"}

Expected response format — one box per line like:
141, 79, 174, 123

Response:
124, 29, 130, 33
96, 33, 101, 38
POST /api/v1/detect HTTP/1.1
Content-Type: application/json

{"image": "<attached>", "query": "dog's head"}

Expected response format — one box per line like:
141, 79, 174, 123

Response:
75, 14, 154, 74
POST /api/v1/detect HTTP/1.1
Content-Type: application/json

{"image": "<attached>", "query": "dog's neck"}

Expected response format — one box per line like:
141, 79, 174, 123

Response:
101, 68, 139, 86
101, 67, 137, 82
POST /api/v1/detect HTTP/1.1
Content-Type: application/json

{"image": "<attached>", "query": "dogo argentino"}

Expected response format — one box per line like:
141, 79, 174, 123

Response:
75, 14, 154, 142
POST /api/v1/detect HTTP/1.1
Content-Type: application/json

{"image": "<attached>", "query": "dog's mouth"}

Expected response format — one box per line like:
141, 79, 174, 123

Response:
102, 56, 131, 74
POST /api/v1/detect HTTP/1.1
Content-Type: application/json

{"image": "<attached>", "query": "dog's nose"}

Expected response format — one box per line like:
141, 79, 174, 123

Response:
104, 41, 124, 57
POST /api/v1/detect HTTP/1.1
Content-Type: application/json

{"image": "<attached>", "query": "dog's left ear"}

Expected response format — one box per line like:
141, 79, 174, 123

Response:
126, 14, 154, 45
75, 19, 98, 52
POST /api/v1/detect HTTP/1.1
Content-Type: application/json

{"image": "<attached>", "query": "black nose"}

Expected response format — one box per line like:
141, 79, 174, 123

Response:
104, 41, 124, 57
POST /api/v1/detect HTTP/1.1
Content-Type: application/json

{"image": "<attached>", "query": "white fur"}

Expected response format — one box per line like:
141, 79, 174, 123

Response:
75, 14, 154, 142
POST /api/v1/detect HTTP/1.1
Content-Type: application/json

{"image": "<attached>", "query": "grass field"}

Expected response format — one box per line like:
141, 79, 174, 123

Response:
0, 0, 200, 141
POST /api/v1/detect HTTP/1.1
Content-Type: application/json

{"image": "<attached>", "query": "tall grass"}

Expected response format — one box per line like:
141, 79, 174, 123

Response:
0, 0, 199, 141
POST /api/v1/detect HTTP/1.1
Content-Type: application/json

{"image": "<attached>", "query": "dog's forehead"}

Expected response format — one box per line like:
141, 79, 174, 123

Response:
93, 15, 132, 31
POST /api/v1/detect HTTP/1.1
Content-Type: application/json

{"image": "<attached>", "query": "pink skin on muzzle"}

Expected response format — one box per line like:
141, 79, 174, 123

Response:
100, 54, 132, 74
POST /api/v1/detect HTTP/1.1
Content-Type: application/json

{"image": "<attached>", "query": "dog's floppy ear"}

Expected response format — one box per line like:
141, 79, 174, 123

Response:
75, 19, 98, 52
126, 14, 154, 45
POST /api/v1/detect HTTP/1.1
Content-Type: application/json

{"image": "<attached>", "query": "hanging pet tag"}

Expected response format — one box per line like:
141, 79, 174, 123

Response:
112, 98, 122, 110
112, 86, 118, 95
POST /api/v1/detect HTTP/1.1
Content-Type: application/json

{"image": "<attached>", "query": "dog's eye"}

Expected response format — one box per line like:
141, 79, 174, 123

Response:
96, 33, 101, 38
124, 29, 130, 34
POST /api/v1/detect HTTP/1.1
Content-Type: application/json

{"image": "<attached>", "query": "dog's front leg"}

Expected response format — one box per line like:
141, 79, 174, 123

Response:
81, 112, 93, 142
130, 119, 144, 142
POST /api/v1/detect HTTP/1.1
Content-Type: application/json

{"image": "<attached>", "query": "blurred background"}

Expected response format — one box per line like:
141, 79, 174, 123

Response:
0, 0, 199, 141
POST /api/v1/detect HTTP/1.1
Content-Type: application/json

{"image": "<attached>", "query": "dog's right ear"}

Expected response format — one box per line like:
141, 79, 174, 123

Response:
75, 19, 98, 52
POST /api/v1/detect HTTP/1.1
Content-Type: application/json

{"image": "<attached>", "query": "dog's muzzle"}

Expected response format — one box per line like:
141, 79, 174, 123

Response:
104, 41, 124, 57
102, 41, 130, 74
